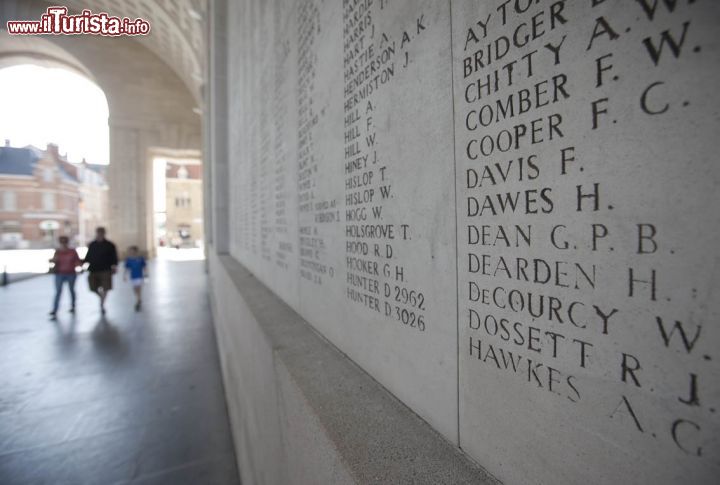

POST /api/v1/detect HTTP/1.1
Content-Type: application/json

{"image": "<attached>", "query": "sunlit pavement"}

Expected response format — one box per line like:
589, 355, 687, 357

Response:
0, 257, 240, 485
0, 249, 85, 276
0, 248, 205, 285
155, 247, 205, 262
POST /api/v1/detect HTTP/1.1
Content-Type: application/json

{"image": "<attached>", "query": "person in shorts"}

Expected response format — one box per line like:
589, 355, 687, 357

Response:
48, 235, 82, 318
83, 227, 118, 315
123, 246, 147, 311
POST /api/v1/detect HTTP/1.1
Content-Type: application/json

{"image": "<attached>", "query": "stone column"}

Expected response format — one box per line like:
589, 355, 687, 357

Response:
209, 0, 230, 254
106, 123, 155, 257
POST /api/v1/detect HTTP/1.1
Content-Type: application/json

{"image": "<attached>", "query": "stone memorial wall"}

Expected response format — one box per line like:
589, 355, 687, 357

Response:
222, 0, 719, 483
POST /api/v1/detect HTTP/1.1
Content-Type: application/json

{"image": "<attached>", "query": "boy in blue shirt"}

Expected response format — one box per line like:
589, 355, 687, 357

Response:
123, 246, 147, 311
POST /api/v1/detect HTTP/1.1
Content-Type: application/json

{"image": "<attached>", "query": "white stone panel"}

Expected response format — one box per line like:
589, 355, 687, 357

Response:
453, 1, 720, 483
227, 0, 459, 442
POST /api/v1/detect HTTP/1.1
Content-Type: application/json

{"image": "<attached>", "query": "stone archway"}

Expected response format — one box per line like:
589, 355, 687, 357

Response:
147, 147, 203, 252
0, 1, 202, 256
0, 35, 93, 78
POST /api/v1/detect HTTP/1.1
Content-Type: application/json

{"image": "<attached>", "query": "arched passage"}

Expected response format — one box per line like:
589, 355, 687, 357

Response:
0, 2, 202, 255
0, 63, 110, 164
0, 36, 110, 247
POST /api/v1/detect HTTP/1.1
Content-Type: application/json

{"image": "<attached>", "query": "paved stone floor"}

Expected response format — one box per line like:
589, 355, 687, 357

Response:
0, 258, 240, 485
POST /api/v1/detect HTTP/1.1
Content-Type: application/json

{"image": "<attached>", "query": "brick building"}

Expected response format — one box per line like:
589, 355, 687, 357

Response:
0, 142, 108, 248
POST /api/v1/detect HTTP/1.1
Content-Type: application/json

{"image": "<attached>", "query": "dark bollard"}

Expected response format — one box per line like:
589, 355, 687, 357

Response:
2, 265, 7, 287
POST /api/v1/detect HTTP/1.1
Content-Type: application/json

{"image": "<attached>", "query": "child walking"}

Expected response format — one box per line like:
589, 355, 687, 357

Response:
123, 246, 148, 311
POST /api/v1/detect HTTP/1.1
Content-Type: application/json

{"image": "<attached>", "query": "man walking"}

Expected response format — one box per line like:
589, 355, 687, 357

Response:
84, 227, 118, 315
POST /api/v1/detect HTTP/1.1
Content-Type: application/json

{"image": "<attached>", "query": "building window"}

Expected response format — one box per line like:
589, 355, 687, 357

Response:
42, 192, 55, 211
43, 168, 54, 182
174, 193, 192, 208
2, 191, 16, 211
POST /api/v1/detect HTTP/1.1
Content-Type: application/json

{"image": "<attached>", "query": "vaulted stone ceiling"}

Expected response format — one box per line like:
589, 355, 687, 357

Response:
61, 0, 207, 102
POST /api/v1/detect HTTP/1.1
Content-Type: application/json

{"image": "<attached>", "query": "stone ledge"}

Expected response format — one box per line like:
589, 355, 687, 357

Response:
215, 254, 498, 484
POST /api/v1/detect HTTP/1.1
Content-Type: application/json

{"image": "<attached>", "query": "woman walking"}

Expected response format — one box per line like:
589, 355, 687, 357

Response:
49, 235, 82, 318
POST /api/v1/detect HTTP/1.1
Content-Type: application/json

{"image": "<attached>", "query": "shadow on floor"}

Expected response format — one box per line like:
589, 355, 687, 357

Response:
0, 259, 240, 485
